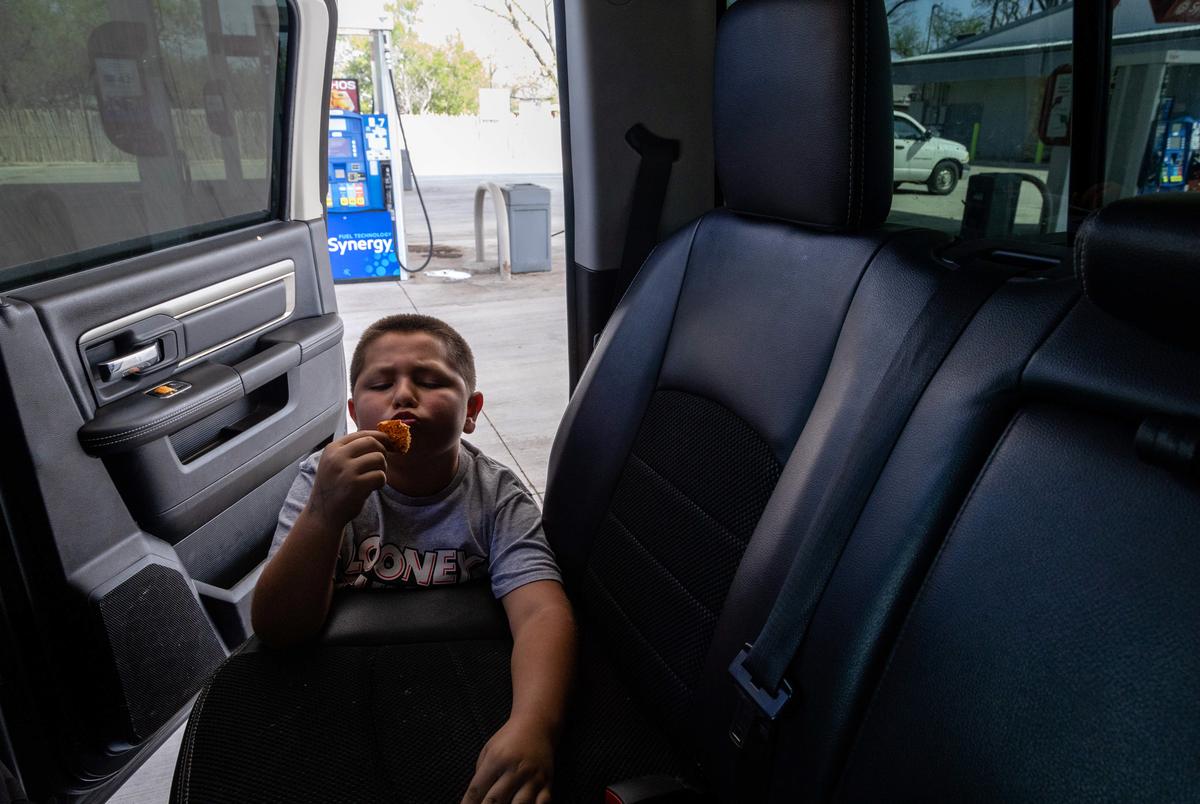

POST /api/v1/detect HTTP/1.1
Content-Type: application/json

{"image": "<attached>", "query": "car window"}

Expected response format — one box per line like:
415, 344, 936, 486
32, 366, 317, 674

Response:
894, 116, 923, 139
0, 0, 289, 290
1100, 5, 1200, 207
888, 2, 1070, 242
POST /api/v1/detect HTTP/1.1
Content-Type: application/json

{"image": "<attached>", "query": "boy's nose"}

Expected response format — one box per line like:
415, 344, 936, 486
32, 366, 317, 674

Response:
393, 378, 418, 407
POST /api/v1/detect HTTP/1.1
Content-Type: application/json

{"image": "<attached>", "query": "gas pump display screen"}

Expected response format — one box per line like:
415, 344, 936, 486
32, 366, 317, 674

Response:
329, 135, 353, 158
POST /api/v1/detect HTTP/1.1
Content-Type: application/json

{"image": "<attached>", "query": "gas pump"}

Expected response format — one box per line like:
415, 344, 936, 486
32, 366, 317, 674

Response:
1154, 116, 1199, 192
1141, 96, 1200, 194
326, 109, 406, 280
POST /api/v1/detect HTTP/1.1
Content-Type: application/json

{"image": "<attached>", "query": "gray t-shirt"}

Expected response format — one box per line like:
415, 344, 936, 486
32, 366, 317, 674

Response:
270, 440, 560, 598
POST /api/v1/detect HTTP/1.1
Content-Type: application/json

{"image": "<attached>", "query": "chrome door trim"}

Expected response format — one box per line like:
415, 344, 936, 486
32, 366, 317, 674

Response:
78, 260, 296, 355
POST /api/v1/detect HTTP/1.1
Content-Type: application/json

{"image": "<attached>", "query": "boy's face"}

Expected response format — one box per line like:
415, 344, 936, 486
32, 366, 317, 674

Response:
348, 331, 482, 462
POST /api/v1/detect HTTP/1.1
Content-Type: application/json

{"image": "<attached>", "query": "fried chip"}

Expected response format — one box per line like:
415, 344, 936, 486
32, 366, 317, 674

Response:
377, 419, 411, 454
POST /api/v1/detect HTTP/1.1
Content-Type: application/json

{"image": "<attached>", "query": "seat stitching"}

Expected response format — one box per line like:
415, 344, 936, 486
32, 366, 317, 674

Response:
585, 565, 694, 696
847, 0, 856, 228
837, 409, 1026, 790
858, 0, 868, 230
604, 508, 720, 621
1077, 212, 1095, 301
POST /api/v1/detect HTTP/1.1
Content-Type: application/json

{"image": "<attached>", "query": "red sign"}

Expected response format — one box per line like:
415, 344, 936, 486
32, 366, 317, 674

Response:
330, 78, 360, 113
1038, 65, 1072, 147
1150, 0, 1200, 22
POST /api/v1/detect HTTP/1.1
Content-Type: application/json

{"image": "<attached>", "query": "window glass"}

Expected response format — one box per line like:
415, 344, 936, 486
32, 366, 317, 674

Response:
894, 115, 923, 139
0, 0, 289, 288
888, 1, 1071, 241
1102, 3, 1200, 204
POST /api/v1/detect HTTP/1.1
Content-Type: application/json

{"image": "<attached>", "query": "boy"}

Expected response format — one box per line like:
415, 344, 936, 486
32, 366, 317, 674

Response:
252, 314, 575, 804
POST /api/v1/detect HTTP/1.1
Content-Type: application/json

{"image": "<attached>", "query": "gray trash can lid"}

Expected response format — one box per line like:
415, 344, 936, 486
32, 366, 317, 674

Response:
503, 183, 551, 206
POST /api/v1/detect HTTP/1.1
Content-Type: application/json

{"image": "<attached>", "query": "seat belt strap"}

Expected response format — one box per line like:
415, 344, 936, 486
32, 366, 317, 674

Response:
727, 259, 1022, 797
614, 124, 681, 307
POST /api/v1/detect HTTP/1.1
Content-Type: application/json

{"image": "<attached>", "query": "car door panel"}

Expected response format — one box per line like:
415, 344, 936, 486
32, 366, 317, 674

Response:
0, 216, 345, 785
0, 0, 341, 796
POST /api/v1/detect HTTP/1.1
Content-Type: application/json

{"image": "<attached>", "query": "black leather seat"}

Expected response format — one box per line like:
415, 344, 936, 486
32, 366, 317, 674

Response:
817, 194, 1200, 802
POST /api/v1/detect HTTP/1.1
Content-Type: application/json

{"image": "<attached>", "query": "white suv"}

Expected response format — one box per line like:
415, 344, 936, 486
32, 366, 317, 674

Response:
893, 111, 971, 195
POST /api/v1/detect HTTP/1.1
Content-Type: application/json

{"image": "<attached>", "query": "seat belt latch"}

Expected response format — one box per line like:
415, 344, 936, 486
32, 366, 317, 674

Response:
728, 644, 792, 750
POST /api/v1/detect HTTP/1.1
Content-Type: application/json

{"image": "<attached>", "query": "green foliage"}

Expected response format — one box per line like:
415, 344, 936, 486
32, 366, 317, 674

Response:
891, 20, 924, 58
335, 37, 375, 113
334, 0, 489, 115
889, 3, 989, 57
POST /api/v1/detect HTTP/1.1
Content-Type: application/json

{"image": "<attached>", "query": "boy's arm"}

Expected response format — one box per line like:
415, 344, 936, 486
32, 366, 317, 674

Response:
462, 580, 576, 804
251, 431, 389, 647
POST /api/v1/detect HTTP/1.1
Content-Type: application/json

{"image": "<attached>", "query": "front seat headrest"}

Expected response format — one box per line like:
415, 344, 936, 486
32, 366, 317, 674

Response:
1075, 194, 1200, 350
714, 0, 893, 231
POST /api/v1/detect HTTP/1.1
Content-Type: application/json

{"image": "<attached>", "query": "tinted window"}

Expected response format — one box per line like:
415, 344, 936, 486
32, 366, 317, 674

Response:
1102, 5, 1200, 205
888, 3, 1070, 241
0, 0, 289, 289
894, 116, 922, 139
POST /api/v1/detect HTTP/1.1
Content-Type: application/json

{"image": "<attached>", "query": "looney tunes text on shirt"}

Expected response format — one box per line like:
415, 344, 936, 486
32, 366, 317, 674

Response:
342, 535, 487, 588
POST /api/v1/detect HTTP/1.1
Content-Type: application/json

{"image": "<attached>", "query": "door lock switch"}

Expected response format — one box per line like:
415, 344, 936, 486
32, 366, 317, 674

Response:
145, 380, 191, 398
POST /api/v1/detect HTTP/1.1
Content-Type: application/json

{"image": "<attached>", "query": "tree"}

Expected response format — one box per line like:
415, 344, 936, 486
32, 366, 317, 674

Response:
890, 3, 986, 58
334, 2, 489, 116
390, 0, 489, 114
891, 20, 924, 58
475, 0, 557, 103
931, 8, 987, 48
974, 0, 1068, 29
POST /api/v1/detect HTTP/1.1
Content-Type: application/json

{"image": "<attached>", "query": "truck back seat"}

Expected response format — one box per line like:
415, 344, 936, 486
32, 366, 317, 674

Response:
821, 193, 1200, 802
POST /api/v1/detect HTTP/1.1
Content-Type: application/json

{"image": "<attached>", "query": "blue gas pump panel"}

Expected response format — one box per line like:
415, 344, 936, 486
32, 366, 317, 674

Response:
326, 111, 390, 211
1158, 117, 1198, 191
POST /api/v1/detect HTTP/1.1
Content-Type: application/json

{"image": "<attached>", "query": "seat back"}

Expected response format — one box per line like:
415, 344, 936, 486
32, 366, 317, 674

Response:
544, 0, 897, 740
817, 195, 1200, 801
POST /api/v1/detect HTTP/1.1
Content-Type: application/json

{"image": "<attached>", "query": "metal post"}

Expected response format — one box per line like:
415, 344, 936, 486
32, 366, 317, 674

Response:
373, 28, 409, 278
474, 182, 511, 279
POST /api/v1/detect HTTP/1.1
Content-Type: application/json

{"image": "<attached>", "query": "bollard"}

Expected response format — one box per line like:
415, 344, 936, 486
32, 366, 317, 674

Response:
474, 181, 511, 278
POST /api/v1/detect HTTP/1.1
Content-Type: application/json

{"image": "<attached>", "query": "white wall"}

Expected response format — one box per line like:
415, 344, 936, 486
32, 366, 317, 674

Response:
398, 113, 563, 176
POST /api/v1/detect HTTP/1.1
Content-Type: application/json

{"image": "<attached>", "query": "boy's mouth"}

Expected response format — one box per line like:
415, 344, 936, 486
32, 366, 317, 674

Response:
394, 413, 418, 425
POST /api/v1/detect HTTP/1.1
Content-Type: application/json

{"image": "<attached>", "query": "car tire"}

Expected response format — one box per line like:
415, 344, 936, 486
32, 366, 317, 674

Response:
927, 161, 959, 195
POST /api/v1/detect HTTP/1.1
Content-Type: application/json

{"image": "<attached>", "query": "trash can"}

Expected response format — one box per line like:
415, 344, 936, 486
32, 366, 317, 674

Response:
502, 183, 551, 273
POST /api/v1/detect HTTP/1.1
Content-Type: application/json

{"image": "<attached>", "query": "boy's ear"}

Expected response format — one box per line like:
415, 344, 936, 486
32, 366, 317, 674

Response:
347, 397, 358, 427
462, 391, 484, 434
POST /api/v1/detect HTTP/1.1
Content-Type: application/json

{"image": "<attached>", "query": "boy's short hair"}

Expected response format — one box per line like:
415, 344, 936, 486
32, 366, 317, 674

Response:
349, 314, 476, 392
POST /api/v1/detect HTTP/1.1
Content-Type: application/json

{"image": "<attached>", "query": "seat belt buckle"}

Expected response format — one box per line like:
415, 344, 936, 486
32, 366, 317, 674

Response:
728, 644, 792, 750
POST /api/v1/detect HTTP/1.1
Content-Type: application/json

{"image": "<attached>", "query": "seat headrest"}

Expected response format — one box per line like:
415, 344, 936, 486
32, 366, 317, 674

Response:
714, 0, 892, 231
1075, 194, 1200, 350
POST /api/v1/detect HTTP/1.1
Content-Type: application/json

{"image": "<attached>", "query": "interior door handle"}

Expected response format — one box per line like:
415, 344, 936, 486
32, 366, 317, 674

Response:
99, 342, 162, 380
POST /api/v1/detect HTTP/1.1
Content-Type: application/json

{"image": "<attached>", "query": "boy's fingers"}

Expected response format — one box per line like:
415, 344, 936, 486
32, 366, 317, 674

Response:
481, 770, 522, 804
461, 765, 502, 804
535, 789, 551, 804
512, 779, 546, 804
347, 451, 388, 476
340, 432, 389, 455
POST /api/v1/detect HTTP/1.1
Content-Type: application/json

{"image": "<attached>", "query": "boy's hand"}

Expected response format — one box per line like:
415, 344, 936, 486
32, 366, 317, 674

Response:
462, 716, 554, 804
305, 431, 389, 529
